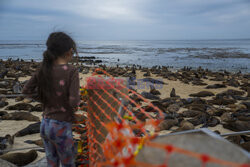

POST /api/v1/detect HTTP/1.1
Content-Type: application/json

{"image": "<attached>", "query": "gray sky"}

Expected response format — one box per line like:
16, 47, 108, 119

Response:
0, 0, 250, 40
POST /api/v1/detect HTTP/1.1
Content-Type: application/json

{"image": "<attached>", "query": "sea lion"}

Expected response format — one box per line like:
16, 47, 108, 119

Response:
187, 113, 209, 126
223, 79, 240, 87
0, 100, 8, 108
241, 101, 250, 110
132, 110, 148, 122
0, 81, 9, 88
143, 71, 151, 77
170, 88, 176, 97
15, 122, 41, 137
166, 104, 180, 113
216, 89, 245, 98
12, 82, 22, 94
30, 104, 43, 112
155, 119, 178, 132
173, 120, 194, 132
141, 91, 160, 100
189, 91, 214, 97
1, 112, 40, 122
0, 150, 37, 166
206, 84, 226, 89
202, 116, 220, 127
181, 110, 202, 118
186, 103, 207, 112
149, 85, 161, 95
221, 112, 236, 122
24, 139, 44, 148
223, 120, 250, 132
0, 111, 7, 116
192, 80, 207, 86
140, 78, 165, 85
208, 98, 236, 105
0, 135, 14, 152
240, 141, 250, 152
6, 103, 34, 111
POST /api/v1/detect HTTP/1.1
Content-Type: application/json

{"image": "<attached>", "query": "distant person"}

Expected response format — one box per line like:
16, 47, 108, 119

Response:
22, 32, 80, 167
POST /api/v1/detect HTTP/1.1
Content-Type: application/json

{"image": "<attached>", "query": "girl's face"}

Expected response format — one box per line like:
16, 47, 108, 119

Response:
64, 48, 75, 62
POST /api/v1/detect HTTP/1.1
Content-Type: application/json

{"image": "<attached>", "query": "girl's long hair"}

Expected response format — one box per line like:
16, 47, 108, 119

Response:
38, 32, 77, 104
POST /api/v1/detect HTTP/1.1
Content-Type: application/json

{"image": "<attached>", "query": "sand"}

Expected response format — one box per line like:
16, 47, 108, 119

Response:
0, 69, 246, 165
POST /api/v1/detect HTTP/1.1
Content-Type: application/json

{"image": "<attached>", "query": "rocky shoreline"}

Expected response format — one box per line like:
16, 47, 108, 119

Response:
0, 59, 249, 166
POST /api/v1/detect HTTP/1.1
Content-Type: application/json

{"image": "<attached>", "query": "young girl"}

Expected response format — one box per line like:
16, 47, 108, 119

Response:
22, 32, 80, 167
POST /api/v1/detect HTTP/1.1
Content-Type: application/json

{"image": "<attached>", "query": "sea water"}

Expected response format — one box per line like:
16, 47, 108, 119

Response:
0, 39, 250, 72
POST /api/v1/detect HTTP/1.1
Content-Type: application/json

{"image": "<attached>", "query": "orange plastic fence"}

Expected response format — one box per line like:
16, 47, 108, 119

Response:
76, 68, 249, 167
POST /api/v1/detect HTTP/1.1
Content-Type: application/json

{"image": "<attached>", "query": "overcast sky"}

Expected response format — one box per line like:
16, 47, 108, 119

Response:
0, 0, 250, 40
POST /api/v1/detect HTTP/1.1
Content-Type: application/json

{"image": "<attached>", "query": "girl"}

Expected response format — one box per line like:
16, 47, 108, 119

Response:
22, 32, 80, 167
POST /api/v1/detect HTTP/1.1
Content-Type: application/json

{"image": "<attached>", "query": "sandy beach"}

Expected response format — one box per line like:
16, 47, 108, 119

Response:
0, 60, 249, 166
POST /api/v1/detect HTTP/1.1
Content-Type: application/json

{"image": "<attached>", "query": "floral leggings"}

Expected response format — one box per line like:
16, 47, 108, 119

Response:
40, 118, 75, 167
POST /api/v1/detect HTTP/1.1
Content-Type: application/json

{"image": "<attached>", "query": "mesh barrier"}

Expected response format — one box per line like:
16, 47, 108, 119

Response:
76, 68, 249, 167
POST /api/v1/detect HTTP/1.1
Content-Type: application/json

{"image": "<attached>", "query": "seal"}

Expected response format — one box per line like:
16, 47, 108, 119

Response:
1, 112, 40, 122
0, 135, 14, 154
155, 119, 178, 132
189, 91, 214, 97
0, 150, 37, 166
15, 122, 41, 137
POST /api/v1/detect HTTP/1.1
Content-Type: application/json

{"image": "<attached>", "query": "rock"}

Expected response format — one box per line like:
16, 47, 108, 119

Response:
2, 112, 40, 122
15, 122, 41, 137
189, 91, 214, 97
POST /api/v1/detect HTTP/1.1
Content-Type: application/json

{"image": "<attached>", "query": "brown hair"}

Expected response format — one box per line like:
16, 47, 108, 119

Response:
38, 32, 77, 104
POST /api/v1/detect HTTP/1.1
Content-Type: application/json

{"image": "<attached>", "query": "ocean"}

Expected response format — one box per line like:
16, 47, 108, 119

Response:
0, 39, 250, 72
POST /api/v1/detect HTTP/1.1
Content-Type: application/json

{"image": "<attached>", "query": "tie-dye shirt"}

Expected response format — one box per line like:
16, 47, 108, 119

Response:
22, 64, 80, 122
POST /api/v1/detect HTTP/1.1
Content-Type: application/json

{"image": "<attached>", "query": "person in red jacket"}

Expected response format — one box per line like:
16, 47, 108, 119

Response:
22, 32, 80, 167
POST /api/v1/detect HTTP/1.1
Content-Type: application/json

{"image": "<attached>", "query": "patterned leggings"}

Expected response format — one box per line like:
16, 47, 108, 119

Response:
40, 118, 75, 167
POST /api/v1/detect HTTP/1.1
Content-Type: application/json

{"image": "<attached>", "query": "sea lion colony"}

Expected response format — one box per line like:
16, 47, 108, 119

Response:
0, 58, 249, 166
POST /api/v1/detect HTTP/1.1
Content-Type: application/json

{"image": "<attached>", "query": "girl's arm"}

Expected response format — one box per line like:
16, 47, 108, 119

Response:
22, 72, 38, 98
69, 68, 80, 109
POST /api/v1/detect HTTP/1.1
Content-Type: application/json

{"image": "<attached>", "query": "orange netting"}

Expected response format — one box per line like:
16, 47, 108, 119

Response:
76, 68, 249, 167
